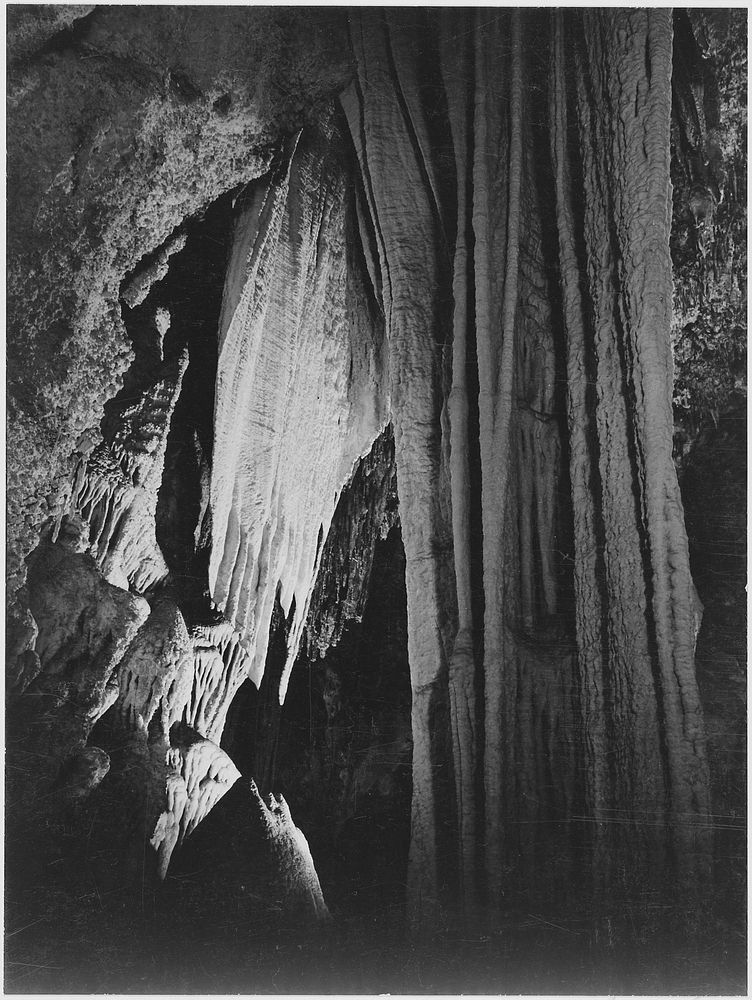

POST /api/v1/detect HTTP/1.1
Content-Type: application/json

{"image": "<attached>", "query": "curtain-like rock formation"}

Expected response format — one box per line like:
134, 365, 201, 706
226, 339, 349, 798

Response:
209, 114, 388, 697
6, 6, 744, 969
340, 8, 714, 924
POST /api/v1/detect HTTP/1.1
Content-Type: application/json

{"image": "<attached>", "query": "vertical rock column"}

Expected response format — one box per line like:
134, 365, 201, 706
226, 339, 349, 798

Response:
549, 8, 609, 868
472, 9, 526, 898
557, 9, 710, 874
341, 10, 457, 927
439, 10, 479, 921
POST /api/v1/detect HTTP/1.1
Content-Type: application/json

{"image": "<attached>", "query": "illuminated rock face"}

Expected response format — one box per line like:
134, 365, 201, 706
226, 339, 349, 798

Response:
5, 6, 743, 948
181, 622, 252, 745
115, 595, 194, 735
9, 520, 150, 804
209, 115, 387, 700
6, 6, 350, 592
151, 736, 242, 879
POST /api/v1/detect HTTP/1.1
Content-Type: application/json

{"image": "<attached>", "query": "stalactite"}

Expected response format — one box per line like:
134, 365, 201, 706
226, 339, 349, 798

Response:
210, 113, 387, 699
304, 427, 397, 661
182, 622, 251, 744
151, 736, 241, 878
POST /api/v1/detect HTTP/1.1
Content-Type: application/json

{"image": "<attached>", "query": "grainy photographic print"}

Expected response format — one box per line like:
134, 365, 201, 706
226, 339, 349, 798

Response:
5, 3, 747, 995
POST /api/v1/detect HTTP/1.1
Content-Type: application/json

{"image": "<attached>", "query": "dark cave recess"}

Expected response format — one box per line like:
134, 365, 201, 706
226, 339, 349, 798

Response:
220, 427, 412, 916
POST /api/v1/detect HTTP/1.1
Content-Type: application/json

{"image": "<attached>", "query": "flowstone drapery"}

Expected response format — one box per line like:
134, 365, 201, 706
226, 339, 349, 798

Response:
7, 9, 740, 963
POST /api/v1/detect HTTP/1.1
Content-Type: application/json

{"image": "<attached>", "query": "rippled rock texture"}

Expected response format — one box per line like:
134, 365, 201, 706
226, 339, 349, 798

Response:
5, 7, 745, 990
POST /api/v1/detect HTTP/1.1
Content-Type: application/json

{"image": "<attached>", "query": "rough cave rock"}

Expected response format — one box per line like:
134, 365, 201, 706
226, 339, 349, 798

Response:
6, 5, 746, 940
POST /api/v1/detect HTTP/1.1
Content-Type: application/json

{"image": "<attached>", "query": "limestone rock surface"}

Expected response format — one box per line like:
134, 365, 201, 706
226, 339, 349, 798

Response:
71, 350, 188, 592
249, 779, 331, 924
7, 6, 349, 591
115, 594, 193, 735
209, 115, 388, 699
151, 735, 241, 878
182, 621, 252, 744
9, 521, 149, 800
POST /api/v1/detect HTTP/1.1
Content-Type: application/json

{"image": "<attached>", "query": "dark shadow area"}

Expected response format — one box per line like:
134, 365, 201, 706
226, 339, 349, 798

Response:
219, 428, 413, 922
681, 404, 747, 942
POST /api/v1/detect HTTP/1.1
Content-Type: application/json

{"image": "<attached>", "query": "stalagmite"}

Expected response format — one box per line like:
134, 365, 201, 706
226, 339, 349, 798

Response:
71, 350, 188, 593
249, 779, 331, 924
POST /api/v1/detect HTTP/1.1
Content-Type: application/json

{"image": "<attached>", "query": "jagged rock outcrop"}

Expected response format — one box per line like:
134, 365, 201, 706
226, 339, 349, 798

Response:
670, 9, 747, 451
70, 349, 188, 592
6, 7, 360, 911
107, 604, 251, 876
9, 515, 149, 801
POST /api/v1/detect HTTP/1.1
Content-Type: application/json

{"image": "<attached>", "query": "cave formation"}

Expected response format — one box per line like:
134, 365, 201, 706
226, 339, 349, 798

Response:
6, 6, 746, 993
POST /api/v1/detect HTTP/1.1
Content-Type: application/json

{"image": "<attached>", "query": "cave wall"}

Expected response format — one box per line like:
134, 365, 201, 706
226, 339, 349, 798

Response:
6, 4, 362, 907
7, 5, 351, 592
671, 9, 747, 451
5, 5, 746, 950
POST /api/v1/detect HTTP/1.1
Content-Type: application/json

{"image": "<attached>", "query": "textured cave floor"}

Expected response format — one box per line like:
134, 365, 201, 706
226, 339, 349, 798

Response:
4, 894, 745, 995
5, 799, 746, 996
